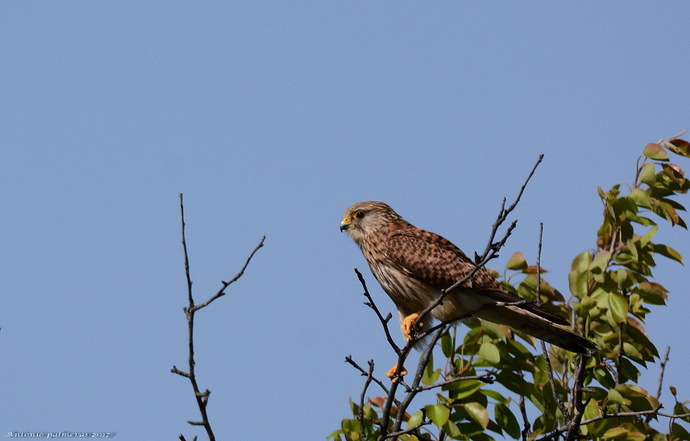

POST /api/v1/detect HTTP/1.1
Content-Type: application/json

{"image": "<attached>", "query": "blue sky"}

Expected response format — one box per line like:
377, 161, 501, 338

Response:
2, 3, 689, 439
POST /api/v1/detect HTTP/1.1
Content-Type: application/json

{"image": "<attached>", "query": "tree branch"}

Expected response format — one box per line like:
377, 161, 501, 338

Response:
536, 223, 571, 424
172, 193, 265, 441
655, 346, 671, 401
345, 156, 544, 441
355, 269, 401, 354
345, 356, 393, 399
413, 155, 544, 335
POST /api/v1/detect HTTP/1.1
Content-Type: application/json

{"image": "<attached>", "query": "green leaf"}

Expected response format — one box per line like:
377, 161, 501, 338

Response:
443, 420, 462, 439
481, 388, 508, 403
639, 225, 658, 248
479, 342, 501, 365
447, 380, 483, 400
643, 143, 670, 161
441, 332, 455, 358
630, 187, 653, 209
506, 251, 528, 270
589, 251, 612, 282
422, 353, 440, 386
608, 293, 629, 323
671, 423, 690, 441
638, 163, 656, 186
583, 398, 603, 422
607, 388, 630, 406
464, 402, 490, 429
651, 243, 684, 264
407, 410, 424, 429
495, 403, 520, 438
496, 370, 533, 396
622, 342, 645, 364
673, 401, 690, 423
426, 403, 450, 428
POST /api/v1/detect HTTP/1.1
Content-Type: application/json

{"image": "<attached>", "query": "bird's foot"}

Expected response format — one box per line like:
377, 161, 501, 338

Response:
402, 313, 423, 341
386, 364, 408, 383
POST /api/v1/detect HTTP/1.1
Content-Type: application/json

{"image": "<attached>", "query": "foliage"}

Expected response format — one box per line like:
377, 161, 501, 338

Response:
332, 135, 690, 441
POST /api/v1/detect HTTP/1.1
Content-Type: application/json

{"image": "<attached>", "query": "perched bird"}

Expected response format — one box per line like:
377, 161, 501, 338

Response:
340, 201, 596, 356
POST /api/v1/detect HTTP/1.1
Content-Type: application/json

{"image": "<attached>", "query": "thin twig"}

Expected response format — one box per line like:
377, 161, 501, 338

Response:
477, 154, 544, 264
172, 193, 265, 441
385, 420, 433, 439
414, 155, 544, 332
536, 223, 571, 423
564, 356, 589, 441
357, 360, 376, 441
655, 346, 671, 401
387, 325, 452, 439
345, 356, 393, 399
356, 269, 400, 353
347, 156, 544, 441
518, 394, 531, 441
193, 237, 266, 311
412, 371, 496, 393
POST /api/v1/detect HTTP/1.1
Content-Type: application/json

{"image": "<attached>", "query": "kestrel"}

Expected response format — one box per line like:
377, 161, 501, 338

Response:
340, 201, 596, 356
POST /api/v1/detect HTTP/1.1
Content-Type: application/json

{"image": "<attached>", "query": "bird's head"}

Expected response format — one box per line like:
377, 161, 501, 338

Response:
340, 201, 402, 244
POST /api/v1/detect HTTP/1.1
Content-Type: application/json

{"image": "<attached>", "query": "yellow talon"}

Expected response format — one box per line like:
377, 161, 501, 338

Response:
386, 364, 408, 382
402, 313, 422, 341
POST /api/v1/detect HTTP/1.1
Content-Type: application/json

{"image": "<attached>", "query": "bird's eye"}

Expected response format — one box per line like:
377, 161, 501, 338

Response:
353, 210, 366, 220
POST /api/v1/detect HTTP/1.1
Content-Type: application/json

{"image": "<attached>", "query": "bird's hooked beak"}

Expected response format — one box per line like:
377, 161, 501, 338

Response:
340, 218, 351, 232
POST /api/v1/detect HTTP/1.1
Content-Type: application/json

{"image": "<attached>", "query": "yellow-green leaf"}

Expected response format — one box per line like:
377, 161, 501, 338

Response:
608, 293, 628, 323
495, 403, 520, 438
607, 388, 630, 406
651, 243, 684, 264
443, 420, 462, 439
479, 342, 501, 365
407, 410, 423, 429
638, 163, 656, 186
426, 403, 450, 428
639, 225, 658, 248
643, 143, 669, 161
506, 251, 528, 270
464, 402, 490, 429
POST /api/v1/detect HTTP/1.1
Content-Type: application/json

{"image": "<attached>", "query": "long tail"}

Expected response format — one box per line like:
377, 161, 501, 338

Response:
476, 304, 596, 355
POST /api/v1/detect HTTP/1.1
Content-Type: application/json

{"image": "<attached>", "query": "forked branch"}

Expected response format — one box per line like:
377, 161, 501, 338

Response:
346, 155, 545, 441
171, 193, 265, 441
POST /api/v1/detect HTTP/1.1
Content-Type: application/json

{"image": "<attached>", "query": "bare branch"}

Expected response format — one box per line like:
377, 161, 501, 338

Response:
346, 156, 544, 441
356, 360, 376, 441
355, 269, 401, 354
192, 235, 266, 311
345, 356, 393, 399
173, 193, 265, 441
536, 223, 571, 423
412, 371, 496, 393
385, 420, 433, 439
518, 394, 531, 441
477, 154, 544, 265
656, 346, 671, 401
414, 155, 544, 334
564, 356, 589, 441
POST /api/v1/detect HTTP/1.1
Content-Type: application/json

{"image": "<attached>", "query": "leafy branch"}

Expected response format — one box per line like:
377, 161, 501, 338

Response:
333, 133, 690, 441
335, 155, 544, 441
